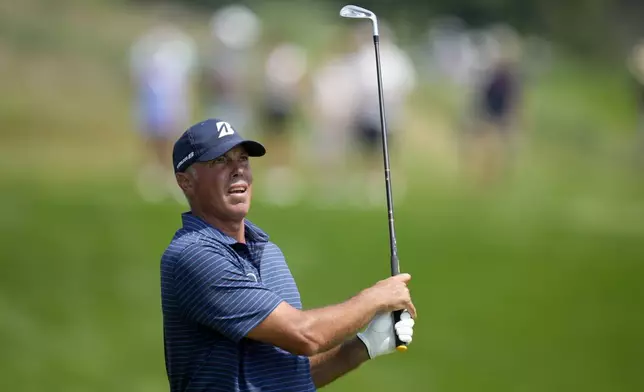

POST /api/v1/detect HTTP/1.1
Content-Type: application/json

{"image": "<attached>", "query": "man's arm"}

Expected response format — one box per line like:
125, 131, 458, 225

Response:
173, 244, 415, 357
246, 274, 415, 357
308, 336, 369, 388
247, 291, 377, 356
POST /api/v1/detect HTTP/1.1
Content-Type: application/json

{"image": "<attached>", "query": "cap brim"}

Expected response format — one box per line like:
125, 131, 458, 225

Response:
197, 139, 266, 163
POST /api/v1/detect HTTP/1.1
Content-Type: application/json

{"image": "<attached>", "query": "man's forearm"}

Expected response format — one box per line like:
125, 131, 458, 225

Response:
300, 290, 380, 354
309, 336, 370, 388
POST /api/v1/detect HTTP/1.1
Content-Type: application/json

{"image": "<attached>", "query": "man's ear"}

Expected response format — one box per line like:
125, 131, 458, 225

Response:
176, 172, 193, 195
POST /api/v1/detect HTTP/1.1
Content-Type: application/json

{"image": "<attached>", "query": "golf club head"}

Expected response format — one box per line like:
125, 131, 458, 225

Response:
339, 5, 379, 36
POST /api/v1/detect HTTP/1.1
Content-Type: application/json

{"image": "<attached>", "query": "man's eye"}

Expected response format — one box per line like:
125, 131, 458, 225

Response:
209, 157, 226, 166
240, 155, 249, 162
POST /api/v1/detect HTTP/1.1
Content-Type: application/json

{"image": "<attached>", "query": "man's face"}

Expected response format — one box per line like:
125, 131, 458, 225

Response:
181, 146, 253, 221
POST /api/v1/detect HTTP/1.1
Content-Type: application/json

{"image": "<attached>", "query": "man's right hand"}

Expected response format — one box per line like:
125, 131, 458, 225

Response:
362, 273, 416, 319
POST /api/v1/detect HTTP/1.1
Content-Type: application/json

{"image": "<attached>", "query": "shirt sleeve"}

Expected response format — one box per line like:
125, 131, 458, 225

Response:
173, 243, 284, 342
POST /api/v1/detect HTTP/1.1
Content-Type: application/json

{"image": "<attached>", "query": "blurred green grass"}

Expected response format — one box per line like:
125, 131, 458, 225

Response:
2, 0, 644, 391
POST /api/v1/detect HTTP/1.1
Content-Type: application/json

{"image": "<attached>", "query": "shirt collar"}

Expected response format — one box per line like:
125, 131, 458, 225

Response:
181, 212, 269, 245
244, 219, 269, 243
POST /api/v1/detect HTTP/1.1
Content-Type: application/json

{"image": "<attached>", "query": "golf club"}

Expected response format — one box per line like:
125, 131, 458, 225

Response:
339, 4, 407, 353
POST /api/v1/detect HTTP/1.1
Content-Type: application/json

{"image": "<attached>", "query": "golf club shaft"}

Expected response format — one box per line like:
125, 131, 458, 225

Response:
373, 35, 406, 352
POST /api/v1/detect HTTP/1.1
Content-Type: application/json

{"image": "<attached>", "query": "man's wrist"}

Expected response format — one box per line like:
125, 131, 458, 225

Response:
356, 332, 373, 360
356, 287, 383, 314
351, 334, 372, 363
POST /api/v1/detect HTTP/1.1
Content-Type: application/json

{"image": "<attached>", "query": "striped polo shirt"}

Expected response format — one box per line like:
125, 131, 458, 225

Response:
160, 212, 316, 392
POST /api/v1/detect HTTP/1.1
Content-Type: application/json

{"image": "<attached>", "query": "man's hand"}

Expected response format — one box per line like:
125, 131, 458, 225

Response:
361, 273, 417, 318
357, 311, 415, 359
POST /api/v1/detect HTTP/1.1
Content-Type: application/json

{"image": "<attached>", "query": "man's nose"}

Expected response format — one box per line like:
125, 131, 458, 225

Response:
230, 160, 245, 174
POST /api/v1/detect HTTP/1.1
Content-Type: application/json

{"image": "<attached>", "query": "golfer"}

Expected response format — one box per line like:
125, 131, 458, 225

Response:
161, 118, 417, 391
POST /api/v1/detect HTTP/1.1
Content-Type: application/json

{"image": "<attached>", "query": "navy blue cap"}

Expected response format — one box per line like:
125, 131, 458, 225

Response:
172, 118, 266, 173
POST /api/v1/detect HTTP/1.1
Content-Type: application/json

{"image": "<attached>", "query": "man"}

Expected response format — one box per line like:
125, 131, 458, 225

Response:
348, 23, 416, 207
202, 5, 261, 132
161, 118, 417, 391
256, 36, 308, 206
628, 39, 644, 156
306, 32, 360, 208
129, 23, 197, 203
460, 25, 523, 187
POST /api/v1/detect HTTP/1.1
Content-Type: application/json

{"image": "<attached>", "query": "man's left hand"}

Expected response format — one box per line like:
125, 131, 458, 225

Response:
357, 311, 415, 359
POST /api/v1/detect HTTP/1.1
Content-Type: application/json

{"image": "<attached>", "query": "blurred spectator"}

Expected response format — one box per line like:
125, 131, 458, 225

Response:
202, 4, 261, 133
305, 31, 360, 208
257, 33, 308, 206
459, 24, 524, 187
129, 23, 197, 203
347, 23, 417, 207
425, 16, 479, 87
627, 39, 644, 155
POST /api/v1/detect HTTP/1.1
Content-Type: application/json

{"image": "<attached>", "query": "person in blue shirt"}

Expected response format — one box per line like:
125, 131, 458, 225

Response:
161, 118, 417, 392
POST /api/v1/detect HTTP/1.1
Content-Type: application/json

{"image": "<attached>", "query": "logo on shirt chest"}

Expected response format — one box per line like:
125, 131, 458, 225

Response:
246, 272, 258, 282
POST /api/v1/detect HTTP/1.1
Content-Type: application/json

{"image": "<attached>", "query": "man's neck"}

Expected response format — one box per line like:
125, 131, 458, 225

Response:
194, 210, 245, 244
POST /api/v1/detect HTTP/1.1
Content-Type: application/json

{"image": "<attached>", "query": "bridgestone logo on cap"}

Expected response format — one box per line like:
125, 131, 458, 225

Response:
217, 121, 235, 138
177, 151, 194, 169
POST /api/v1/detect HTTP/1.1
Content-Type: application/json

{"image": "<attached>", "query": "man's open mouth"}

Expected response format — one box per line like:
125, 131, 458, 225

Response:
228, 184, 248, 194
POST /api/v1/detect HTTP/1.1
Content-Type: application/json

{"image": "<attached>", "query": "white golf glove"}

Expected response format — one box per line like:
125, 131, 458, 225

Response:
357, 311, 415, 359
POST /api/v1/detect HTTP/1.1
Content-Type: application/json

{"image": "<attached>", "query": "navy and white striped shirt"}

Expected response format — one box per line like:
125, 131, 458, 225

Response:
161, 212, 316, 392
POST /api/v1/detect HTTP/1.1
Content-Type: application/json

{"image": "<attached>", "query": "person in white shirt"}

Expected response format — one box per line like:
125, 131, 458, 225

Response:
348, 24, 417, 207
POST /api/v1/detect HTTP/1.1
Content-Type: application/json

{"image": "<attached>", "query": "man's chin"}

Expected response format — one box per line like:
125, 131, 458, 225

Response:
226, 201, 250, 217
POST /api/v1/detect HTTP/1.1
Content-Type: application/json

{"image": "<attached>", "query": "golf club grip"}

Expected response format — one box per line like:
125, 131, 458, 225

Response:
393, 309, 407, 352
391, 255, 407, 352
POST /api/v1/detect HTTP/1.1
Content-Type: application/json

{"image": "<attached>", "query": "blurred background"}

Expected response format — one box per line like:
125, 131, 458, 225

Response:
1, 0, 644, 391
